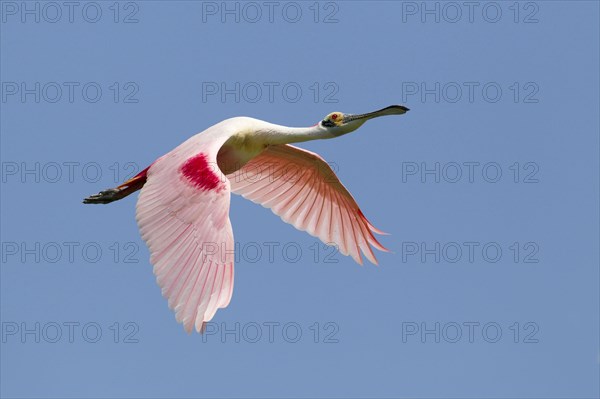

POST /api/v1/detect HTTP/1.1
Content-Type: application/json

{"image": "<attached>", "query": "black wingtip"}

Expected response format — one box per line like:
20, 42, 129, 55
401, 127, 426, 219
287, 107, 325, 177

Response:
82, 188, 122, 204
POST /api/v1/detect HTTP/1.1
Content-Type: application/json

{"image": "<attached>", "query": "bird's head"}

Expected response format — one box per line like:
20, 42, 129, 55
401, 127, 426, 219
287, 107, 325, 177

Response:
320, 105, 409, 136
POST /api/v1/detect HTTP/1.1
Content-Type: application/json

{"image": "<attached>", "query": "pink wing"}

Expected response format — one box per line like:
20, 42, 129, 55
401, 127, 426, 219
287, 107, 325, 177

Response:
136, 140, 234, 333
228, 144, 388, 265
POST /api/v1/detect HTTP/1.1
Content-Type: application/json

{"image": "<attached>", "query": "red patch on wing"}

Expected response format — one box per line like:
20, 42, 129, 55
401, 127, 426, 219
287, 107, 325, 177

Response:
180, 153, 222, 191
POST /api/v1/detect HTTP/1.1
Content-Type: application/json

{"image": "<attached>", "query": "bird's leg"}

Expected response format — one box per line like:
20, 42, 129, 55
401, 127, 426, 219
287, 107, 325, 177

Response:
83, 165, 151, 204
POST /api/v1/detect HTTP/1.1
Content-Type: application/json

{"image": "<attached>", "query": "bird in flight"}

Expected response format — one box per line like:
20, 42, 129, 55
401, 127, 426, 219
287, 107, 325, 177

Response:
84, 105, 409, 333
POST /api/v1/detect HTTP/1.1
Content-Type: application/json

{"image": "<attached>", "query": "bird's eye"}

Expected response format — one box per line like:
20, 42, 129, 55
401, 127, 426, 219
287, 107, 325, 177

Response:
331, 114, 338, 120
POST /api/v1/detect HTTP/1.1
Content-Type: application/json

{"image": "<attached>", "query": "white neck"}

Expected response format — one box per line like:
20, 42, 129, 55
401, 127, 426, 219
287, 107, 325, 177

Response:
255, 122, 335, 145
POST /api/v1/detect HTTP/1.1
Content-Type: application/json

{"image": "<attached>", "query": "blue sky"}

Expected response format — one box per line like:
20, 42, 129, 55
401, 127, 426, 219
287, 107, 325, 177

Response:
1, 1, 598, 398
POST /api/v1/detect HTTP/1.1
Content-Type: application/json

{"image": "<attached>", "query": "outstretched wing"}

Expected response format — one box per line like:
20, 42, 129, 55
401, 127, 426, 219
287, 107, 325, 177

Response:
228, 144, 388, 265
136, 140, 234, 333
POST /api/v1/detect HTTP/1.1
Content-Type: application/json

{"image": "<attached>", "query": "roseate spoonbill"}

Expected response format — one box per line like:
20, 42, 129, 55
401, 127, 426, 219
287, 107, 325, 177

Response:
84, 105, 409, 333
